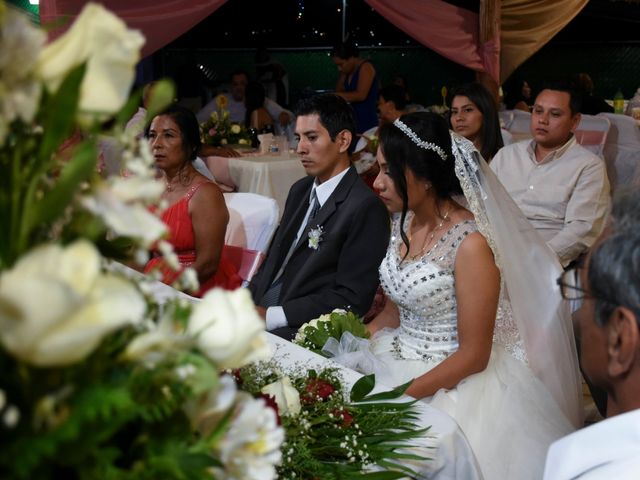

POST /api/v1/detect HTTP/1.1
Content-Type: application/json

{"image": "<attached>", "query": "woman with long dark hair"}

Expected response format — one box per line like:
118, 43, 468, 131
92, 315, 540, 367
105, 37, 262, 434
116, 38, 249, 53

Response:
449, 82, 504, 162
144, 104, 240, 295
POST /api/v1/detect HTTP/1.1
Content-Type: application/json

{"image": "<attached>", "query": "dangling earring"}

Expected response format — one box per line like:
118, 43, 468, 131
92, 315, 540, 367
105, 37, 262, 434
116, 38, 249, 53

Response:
425, 183, 432, 191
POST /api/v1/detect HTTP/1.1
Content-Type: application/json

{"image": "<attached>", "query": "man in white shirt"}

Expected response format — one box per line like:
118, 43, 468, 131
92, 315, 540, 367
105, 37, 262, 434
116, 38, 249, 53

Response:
196, 68, 293, 128
491, 83, 610, 266
249, 94, 390, 340
544, 191, 640, 479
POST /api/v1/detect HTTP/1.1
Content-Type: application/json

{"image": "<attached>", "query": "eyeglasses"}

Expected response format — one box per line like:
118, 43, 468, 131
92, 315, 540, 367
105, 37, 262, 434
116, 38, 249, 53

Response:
556, 267, 590, 301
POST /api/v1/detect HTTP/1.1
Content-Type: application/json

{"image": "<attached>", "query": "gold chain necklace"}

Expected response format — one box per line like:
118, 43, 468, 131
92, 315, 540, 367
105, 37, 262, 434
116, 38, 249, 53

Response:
408, 209, 450, 260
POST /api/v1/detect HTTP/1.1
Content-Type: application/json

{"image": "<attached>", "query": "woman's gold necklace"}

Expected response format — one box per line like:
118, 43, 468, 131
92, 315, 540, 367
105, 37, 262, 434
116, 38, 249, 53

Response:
408, 210, 451, 260
165, 171, 192, 193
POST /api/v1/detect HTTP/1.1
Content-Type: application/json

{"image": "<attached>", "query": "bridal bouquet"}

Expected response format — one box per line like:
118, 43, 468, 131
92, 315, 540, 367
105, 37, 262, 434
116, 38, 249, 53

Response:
199, 97, 252, 147
294, 309, 369, 355
236, 360, 430, 479
0, 4, 282, 479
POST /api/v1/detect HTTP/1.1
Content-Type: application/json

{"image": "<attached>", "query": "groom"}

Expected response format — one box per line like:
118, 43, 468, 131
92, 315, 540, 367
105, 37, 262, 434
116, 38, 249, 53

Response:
249, 94, 390, 340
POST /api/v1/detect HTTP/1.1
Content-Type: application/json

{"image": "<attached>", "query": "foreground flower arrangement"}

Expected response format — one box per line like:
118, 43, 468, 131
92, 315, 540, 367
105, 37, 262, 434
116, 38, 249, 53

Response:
0, 4, 430, 479
237, 361, 430, 479
0, 4, 280, 479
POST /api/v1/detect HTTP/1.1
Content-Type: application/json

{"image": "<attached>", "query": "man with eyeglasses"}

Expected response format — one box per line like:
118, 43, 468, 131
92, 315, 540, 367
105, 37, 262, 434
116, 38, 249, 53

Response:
544, 197, 640, 479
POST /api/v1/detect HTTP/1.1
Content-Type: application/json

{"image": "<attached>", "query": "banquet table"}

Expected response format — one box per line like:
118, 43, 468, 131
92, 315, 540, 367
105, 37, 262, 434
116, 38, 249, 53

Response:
127, 269, 483, 480
267, 335, 483, 480
204, 151, 307, 216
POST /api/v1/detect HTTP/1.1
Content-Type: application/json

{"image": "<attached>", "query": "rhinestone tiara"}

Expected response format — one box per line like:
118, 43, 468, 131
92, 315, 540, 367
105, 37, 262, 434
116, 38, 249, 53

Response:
393, 118, 448, 161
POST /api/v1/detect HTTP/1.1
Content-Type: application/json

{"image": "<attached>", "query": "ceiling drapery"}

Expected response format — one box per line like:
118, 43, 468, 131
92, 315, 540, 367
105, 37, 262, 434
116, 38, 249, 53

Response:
365, 0, 588, 83
364, 0, 496, 80
39, 0, 228, 58
500, 0, 588, 82
40, 0, 589, 84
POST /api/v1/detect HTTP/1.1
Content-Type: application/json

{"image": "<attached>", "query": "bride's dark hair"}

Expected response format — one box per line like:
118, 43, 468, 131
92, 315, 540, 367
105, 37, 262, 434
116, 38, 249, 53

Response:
378, 111, 462, 255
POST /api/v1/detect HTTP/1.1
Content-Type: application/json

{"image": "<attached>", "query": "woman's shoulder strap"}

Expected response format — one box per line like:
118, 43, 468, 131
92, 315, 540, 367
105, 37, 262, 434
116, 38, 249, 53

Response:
185, 181, 215, 201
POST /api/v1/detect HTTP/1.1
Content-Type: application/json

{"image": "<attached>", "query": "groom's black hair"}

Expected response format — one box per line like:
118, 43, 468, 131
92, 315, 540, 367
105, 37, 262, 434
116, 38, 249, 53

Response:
294, 94, 356, 144
378, 112, 462, 258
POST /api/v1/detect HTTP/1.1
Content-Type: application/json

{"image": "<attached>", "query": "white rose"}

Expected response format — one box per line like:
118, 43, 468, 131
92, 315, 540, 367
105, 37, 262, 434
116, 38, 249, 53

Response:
81, 185, 167, 247
238, 138, 249, 145
220, 138, 228, 145
36, 3, 145, 120
214, 393, 283, 480
188, 288, 271, 369
123, 305, 190, 364
183, 374, 237, 436
0, 8, 45, 144
230, 124, 241, 134
261, 377, 301, 416
0, 241, 145, 366
108, 176, 164, 204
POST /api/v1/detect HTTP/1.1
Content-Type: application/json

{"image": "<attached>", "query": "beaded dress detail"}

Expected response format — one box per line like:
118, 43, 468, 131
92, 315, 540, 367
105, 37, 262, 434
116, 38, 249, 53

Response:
379, 215, 474, 364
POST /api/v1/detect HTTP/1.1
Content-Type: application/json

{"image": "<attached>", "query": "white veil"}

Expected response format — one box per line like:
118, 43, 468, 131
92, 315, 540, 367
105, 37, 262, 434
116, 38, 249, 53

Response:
450, 132, 583, 427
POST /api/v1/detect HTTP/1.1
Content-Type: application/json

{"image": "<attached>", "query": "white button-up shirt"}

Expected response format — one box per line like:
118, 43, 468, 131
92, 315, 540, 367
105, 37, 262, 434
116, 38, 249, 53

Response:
265, 167, 351, 331
491, 136, 611, 266
544, 408, 640, 480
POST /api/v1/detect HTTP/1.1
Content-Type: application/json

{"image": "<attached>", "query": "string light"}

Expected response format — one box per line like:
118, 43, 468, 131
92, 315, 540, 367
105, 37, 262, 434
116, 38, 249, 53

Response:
296, 0, 305, 20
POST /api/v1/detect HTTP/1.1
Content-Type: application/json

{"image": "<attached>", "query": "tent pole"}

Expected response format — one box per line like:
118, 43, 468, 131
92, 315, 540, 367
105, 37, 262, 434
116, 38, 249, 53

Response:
342, 0, 347, 41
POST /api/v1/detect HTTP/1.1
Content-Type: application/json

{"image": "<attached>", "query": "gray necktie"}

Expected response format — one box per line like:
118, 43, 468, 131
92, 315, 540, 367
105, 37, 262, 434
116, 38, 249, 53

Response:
260, 191, 320, 307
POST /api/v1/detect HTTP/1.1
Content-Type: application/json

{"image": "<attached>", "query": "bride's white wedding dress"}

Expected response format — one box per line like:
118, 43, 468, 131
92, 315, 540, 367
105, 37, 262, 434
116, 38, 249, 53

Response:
328, 133, 583, 479
371, 213, 573, 480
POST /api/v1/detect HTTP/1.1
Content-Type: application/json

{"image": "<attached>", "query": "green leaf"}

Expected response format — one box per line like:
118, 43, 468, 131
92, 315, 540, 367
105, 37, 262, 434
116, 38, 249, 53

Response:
115, 89, 143, 127
355, 379, 414, 402
24, 139, 97, 231
350, 374, 375, 401
306, 325, 331, 350
357, 471, 413, 480
38, 63, 86, 160
145, 79, 176, 121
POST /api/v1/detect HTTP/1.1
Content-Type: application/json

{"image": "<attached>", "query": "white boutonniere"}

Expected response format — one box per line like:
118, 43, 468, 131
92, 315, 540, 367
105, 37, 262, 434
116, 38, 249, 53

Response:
307, 226, 324, 250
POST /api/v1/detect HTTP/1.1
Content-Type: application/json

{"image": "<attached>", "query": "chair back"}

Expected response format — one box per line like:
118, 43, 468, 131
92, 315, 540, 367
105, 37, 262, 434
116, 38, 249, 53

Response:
574, 114, 610, 160
500, 109, 532, 134
224, 192, 279, 254
221, 244, 264, 287
598, 113, 640, 191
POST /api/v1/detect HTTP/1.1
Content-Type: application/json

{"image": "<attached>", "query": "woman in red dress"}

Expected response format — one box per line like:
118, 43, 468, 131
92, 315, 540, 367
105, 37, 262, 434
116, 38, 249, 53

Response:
144, 105, 240, 295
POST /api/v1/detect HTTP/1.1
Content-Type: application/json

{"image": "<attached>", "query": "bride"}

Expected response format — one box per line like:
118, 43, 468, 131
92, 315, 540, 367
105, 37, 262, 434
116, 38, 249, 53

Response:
341, 112, 583, 479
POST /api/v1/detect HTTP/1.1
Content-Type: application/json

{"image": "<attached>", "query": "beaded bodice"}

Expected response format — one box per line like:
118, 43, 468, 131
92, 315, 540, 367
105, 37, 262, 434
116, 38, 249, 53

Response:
379, 214, 474, 363
380, 213, 527, 365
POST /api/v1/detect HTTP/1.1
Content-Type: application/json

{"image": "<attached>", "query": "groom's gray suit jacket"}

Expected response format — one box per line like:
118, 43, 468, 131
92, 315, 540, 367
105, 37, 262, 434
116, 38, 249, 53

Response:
249, 167, 389, 339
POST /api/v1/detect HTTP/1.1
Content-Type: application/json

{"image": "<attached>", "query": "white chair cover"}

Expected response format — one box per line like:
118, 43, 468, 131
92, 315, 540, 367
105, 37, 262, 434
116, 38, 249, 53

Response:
223, 192, 279, 254
193, 156, 216, 181
499, 109, 531, 134
575, 114, 611, 160
598, 113, 640, 192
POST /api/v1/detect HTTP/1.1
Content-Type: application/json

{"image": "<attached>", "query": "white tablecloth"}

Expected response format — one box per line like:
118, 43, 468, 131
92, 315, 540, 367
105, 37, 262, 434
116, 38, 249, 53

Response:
128, 272, 482, 480
205, 152, 307, 216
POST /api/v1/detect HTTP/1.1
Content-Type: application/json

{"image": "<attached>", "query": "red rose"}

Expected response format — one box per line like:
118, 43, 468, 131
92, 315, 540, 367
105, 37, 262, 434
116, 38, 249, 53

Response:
230, 369, 243, 386
334, 409, 353, 428
257, 393, 281, 425
302, 378, 336, 404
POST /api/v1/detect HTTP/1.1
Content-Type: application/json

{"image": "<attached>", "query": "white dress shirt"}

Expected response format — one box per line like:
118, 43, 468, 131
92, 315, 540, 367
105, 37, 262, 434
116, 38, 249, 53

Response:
266, 167, 350, 331
543, 408, 640, 480
491, 136, 611, 266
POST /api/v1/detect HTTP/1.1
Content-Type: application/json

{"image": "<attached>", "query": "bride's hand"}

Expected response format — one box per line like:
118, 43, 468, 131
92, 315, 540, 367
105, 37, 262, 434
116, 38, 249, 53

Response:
366, 299, 399, 336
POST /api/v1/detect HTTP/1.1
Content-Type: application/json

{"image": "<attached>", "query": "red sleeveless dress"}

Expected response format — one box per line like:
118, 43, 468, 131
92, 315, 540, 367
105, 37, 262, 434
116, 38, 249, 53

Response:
144, 182, 242, 296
